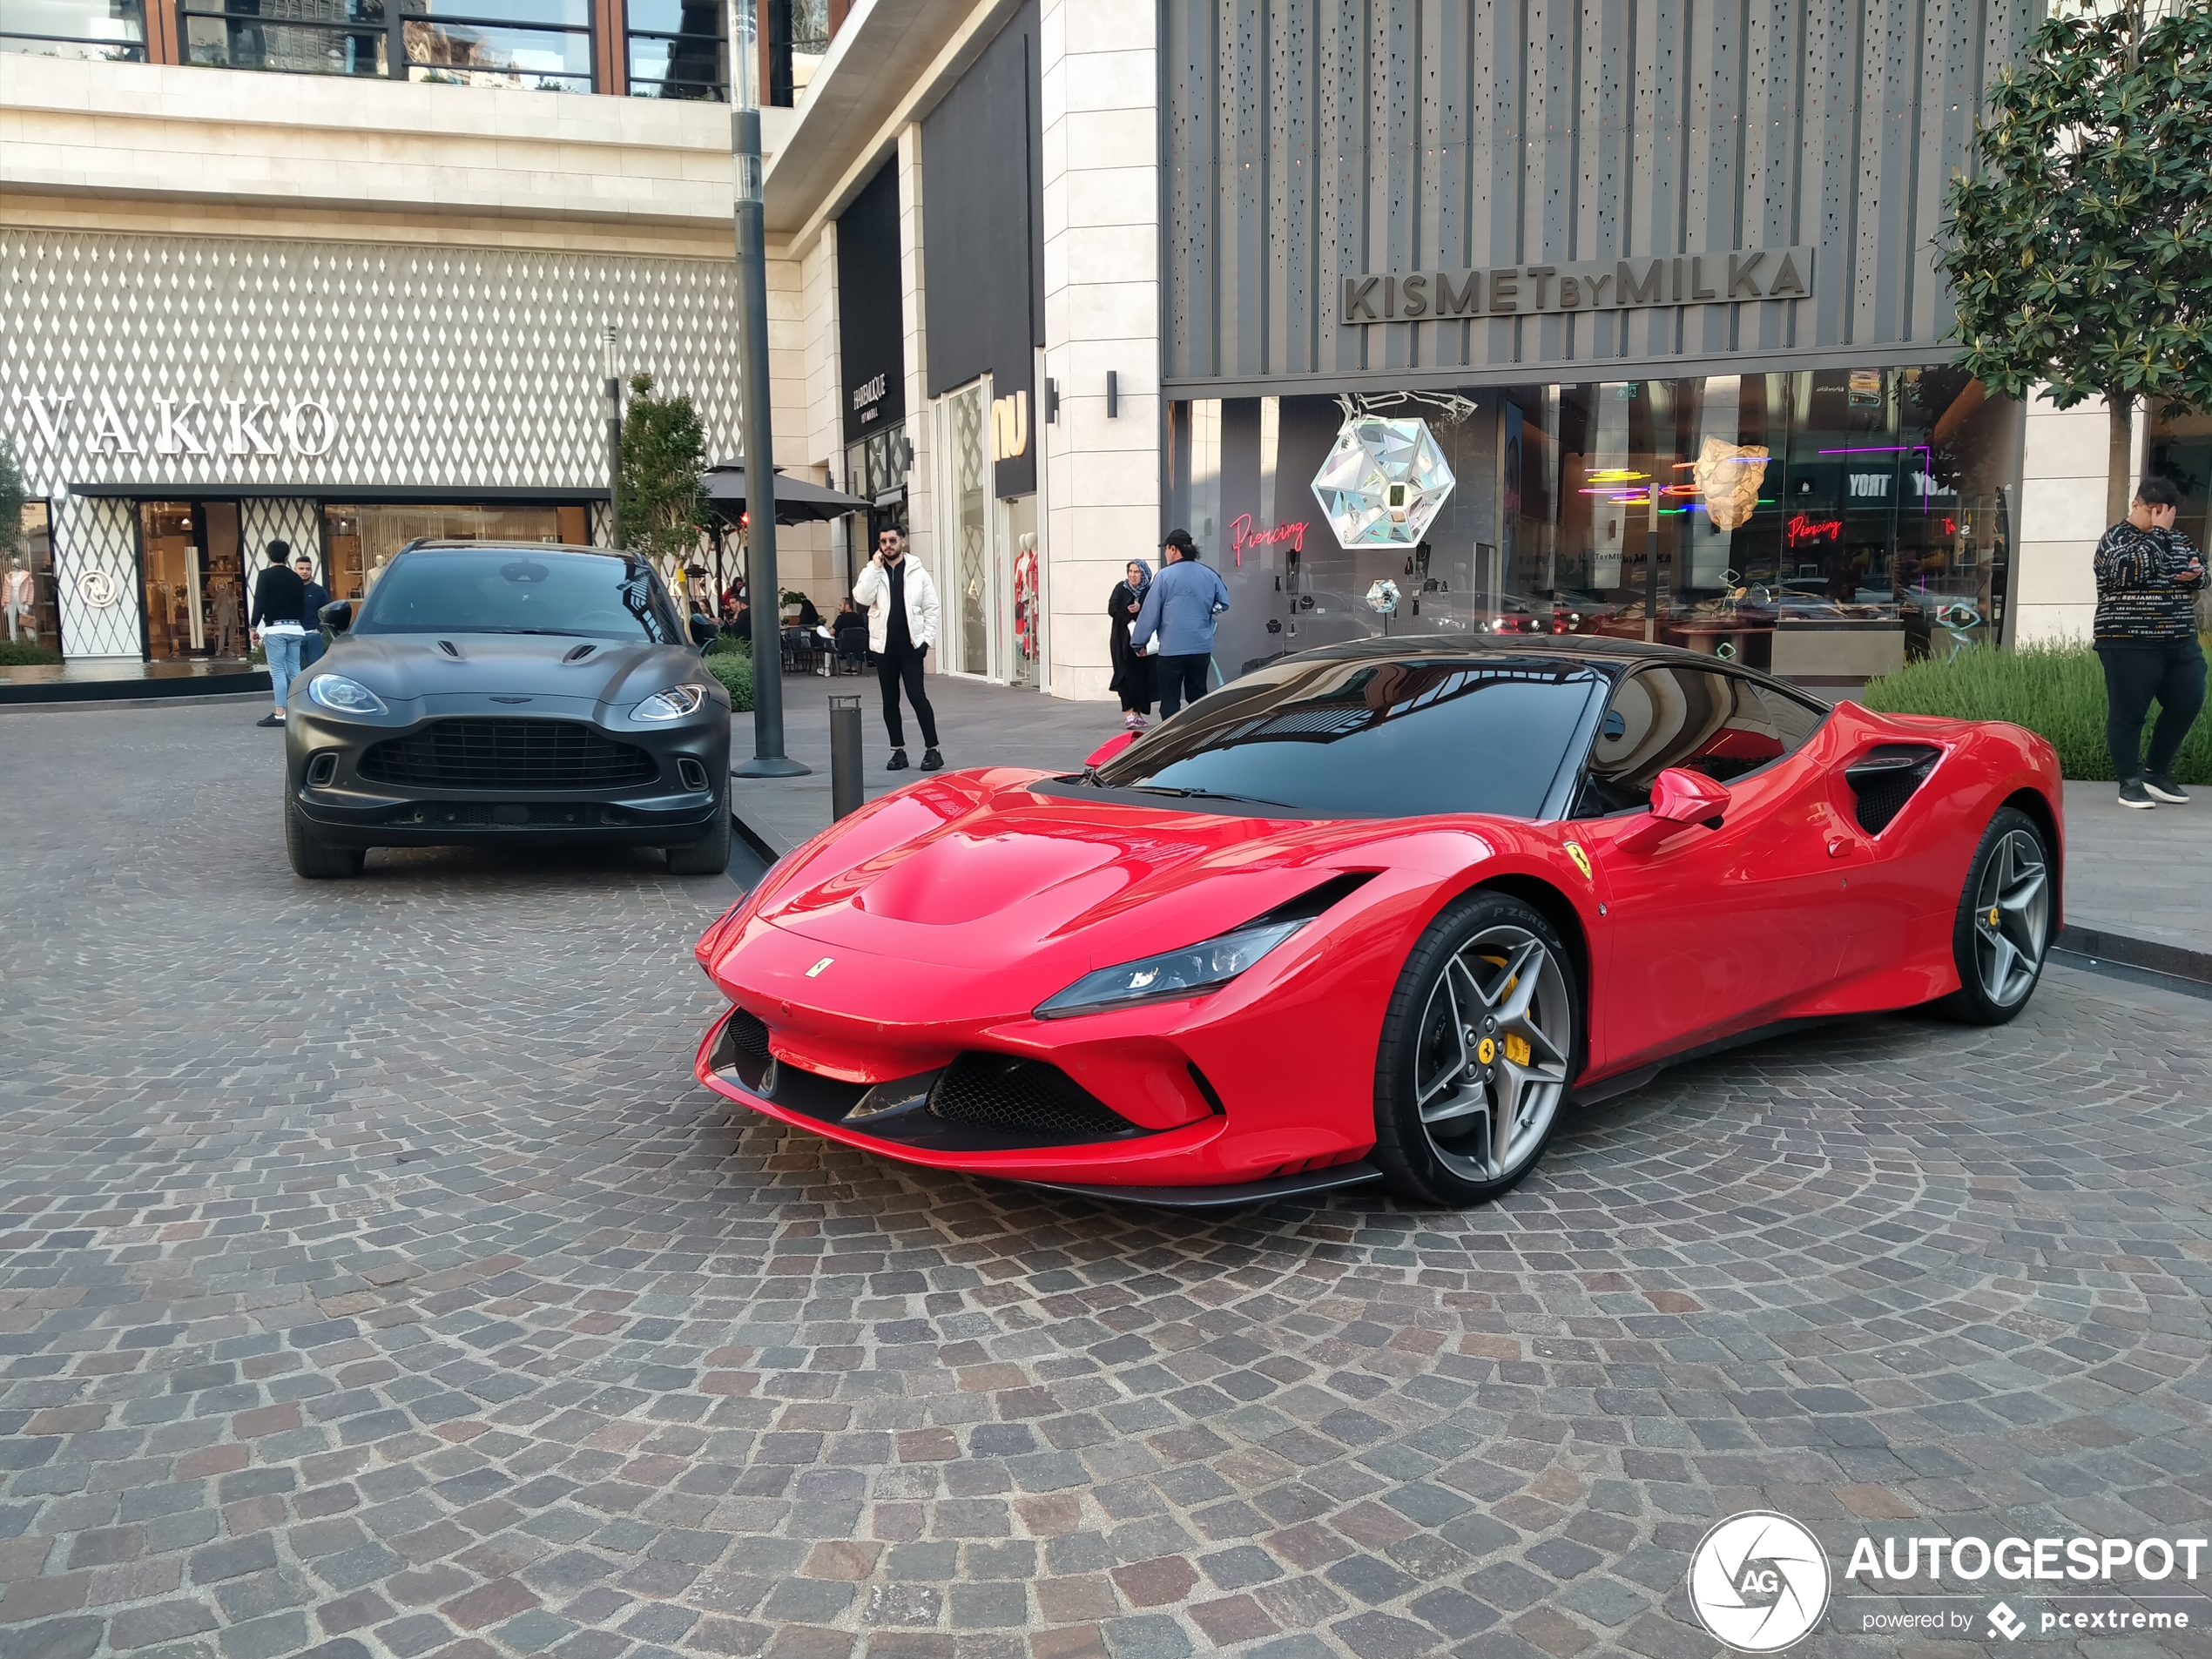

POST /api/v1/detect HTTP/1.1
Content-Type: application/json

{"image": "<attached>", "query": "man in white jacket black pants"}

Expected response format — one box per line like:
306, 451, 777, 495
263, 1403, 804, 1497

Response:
851, 528, 944, 771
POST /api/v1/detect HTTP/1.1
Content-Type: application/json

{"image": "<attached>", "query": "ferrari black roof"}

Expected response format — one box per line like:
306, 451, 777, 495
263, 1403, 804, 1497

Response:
1271, 631, 1834, 704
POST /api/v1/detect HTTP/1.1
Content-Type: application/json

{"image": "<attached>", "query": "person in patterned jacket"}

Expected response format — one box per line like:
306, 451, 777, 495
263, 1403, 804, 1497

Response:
2094, 476, 2205, 809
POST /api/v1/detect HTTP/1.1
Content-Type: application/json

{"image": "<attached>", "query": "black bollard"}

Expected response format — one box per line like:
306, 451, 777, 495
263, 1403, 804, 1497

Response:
829, 694, 864, 820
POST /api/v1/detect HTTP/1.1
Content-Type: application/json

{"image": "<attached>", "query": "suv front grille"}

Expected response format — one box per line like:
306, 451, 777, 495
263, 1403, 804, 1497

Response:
360, 719, 658, 792
928, 1053, 1143, 1141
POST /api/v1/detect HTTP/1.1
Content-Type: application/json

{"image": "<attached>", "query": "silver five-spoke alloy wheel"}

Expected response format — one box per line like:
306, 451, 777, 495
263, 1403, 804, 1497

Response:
1973, 826, 2050, 1008
1412, 926, 1573, 1183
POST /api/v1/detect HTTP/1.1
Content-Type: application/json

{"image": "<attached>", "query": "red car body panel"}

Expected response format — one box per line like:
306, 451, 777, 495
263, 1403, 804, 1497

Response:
694, 697, 2061, 1190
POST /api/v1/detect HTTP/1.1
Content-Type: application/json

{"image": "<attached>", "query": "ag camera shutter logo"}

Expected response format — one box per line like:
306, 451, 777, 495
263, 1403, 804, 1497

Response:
1688, 1511, 1832, 1651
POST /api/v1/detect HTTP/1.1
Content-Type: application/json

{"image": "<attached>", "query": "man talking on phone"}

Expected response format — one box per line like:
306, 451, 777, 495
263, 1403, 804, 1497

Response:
852, 528, 944, 771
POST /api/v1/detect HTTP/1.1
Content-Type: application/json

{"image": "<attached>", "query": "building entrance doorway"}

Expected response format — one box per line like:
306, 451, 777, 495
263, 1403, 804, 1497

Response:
138, 500, 248, 662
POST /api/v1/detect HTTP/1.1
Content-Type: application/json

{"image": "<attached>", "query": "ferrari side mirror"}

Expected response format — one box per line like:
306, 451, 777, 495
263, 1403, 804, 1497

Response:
1617, 766, 1730, 854
320, 601, 353, 633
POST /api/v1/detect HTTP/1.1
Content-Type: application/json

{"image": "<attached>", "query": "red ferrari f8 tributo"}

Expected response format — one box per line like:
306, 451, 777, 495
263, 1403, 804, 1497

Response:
694, 637, 2060, 1208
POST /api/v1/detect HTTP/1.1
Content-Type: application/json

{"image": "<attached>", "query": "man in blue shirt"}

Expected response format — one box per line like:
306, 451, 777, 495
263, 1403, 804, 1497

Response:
1130, 529, 1230, 718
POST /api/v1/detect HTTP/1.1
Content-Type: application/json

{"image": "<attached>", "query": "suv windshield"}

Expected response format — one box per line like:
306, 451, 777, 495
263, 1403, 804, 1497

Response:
1089, 654, 1604, 819
352, 550, 681, 642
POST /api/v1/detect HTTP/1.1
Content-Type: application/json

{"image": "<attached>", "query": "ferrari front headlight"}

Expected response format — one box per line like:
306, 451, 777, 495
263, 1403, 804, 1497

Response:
307, 674, 388, 716
1034, 915, 1308, 1020
632, 685, 707, 721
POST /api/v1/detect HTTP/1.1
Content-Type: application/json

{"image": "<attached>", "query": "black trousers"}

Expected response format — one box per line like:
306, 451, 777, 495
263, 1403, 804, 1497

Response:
876, 644, 938, 749
2100, 640, 2207, 779
1155, 653, 1211, 718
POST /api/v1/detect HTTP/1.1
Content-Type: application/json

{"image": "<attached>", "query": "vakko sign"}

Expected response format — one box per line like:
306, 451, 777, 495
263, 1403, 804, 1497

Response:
1340, 247, 1813, 325
16, 392, 340, 458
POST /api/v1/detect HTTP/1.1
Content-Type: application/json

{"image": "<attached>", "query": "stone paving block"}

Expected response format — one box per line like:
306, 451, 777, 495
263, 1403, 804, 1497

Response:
3, 707, 2210, 1659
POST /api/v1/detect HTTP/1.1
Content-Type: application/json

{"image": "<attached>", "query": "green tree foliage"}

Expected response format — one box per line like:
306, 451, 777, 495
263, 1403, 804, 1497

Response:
617, 372, 710, 571
1939, 1, 2212, 522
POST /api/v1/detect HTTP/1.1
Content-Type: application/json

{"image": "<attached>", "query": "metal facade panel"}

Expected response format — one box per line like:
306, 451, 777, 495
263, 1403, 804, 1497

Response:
1163, 0, 2037, 389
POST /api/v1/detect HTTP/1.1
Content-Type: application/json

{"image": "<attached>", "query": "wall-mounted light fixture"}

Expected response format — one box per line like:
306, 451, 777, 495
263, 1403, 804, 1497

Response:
1106, 370, 1119, 419
1044, 378, 1059, 424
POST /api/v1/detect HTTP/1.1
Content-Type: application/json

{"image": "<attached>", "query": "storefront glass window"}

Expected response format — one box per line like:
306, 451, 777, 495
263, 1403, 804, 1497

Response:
2, 0, 146, 59
2148, 401, 2211, 559
4, 503, 63, 661
322, 504, 577, 601
181, 0, 384, 74
626, 0, 724, 99
1170, 368, 2022, 691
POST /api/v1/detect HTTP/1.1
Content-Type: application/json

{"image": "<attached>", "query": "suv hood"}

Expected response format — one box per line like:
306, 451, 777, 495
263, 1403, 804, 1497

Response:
321, 633, 705, 706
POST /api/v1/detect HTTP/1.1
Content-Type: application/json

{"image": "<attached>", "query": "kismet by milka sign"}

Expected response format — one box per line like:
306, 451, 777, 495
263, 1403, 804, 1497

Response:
1340, 246, 1813, 324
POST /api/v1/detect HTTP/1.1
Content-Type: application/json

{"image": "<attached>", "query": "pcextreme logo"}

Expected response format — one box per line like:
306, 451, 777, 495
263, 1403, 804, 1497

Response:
1688, 1512, 1832, 1652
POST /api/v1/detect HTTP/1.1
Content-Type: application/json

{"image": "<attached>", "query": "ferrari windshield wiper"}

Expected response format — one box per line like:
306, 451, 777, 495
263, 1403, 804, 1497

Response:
474, 627, 586, 636
1125, 785, 1300, 811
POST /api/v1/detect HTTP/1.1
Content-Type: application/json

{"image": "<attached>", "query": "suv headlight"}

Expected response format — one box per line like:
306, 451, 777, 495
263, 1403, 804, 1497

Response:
632, 685, 706, 721
307, 675, 388, 716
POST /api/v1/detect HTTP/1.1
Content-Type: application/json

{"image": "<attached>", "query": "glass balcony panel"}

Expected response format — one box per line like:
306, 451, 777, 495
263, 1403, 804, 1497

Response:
401, 0, 588, 28
0, 0, 144, 44
403, 17, 588, 84
182, 11, 386, 71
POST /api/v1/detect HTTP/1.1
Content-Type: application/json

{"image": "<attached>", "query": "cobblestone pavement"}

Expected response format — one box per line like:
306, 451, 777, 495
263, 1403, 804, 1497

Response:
3, 701, 2209, 1659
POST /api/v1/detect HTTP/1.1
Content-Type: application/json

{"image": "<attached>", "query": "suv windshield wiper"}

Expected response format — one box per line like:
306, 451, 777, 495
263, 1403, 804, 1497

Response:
1123, 784, 1300, 811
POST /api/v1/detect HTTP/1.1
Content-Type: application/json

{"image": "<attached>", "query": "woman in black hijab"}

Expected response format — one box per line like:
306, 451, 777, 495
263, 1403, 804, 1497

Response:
1108, 558, 1156, 729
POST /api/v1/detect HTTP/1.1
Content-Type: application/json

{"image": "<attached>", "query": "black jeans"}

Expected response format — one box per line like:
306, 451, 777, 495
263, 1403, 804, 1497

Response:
1154, 653, 1211, 718
876, 644, 938, 749
2099, 639, 2207, 780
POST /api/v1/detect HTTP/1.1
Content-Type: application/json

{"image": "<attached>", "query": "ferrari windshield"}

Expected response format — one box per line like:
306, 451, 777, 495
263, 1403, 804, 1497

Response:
352, 550, 682, 642
1089, 654, 1604, 819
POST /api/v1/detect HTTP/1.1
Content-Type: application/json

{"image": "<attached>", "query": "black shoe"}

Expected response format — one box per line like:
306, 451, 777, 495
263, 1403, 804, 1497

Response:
2117, 778, 2155, 810
886, 749, 909, 771
2144, 772, 2190, 804
920, 747, 943, 772
256, 713, 283, 728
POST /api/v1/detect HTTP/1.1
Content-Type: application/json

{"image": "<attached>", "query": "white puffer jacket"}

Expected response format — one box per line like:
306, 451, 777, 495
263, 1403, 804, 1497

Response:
851, 555, 941, 655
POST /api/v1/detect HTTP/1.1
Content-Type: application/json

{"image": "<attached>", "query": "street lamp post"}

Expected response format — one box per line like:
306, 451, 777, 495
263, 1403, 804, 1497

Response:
728, 0, 808, 778
603, 327, 624, 549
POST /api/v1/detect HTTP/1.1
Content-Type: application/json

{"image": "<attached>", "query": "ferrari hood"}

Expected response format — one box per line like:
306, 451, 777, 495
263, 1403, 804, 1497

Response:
320, 633, 705, 706
744, 770, 1475, 971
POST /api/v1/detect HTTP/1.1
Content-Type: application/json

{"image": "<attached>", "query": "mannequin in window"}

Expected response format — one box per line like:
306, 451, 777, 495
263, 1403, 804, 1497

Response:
363, 554, 389, 595
3, 560, 34, 643
211, 577, 241, 658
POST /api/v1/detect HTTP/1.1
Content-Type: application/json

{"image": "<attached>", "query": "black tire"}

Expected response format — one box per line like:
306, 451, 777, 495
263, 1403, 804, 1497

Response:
665, 800, 733, 875
285, 790, 365, 880
1372, 890, 1581, 1207
1937, 806, 2054, 1025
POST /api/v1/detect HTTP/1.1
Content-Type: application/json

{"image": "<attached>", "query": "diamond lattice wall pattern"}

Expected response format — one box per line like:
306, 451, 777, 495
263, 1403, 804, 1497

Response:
3, 229, 743, 496
3, 228, 743, 658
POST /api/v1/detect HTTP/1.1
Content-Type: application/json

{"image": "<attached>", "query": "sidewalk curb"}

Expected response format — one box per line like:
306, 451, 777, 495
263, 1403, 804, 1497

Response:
2054, 924, 2212, 989
728, 803, 787, 866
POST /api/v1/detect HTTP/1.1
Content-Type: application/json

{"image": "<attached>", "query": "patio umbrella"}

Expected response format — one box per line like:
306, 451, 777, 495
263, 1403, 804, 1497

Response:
701, 460, 869, 524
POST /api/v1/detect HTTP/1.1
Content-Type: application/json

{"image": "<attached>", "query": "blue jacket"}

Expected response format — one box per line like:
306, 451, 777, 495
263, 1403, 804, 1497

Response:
1130, 558, 1230, 658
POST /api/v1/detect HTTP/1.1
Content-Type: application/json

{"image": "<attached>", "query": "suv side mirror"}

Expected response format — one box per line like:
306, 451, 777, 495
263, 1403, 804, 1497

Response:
1617, 766, 1730, 854
689, 614, 718, 650
320, 601, 353, 633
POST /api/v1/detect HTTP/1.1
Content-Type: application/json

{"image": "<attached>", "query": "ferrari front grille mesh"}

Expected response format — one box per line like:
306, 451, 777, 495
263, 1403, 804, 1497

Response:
359, 719, 659, 792
928, 1054, 1143, 1142
1845, 744, 1940, 836
725, 1006, 772, 1063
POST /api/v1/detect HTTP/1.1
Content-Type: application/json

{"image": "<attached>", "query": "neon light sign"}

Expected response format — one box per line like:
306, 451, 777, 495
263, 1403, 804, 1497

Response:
1230, 513, 1311, 568
1787, 513, 1843, 549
